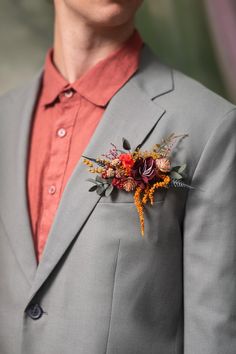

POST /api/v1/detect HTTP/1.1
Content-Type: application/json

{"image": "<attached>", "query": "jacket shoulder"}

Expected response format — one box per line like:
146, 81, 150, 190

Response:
148, 49, 235, 127
140, 45, 236, 165
140, 44, 235, 119
0, 69, 43, 112
172, 67, 235, 114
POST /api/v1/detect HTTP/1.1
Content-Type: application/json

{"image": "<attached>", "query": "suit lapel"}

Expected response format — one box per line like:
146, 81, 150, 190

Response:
0, 71, 43, 284
27, 45, 174, 303
0, 44, 173, 303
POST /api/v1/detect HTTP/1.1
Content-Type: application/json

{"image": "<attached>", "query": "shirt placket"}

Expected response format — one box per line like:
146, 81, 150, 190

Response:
37, 89, 80, 258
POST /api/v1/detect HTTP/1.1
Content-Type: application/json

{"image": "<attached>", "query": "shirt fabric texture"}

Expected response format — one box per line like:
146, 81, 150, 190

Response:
27, 29, 143, 262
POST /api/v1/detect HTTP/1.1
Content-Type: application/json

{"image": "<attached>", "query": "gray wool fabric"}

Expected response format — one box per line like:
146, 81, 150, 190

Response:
0, 43, 236, 354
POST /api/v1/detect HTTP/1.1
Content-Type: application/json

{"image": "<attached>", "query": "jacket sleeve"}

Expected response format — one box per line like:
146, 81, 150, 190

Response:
183, 108, 236, 353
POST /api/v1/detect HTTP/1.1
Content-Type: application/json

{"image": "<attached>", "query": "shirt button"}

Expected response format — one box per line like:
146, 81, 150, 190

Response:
64, 89, 74, 98
48, 185, 56, 195
57, 128, 66, 138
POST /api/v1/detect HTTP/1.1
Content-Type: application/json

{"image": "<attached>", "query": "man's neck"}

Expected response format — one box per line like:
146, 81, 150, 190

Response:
53, 2, 135, 83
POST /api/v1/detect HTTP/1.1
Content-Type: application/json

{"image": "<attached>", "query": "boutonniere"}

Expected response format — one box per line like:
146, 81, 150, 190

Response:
82, 133, 195, 237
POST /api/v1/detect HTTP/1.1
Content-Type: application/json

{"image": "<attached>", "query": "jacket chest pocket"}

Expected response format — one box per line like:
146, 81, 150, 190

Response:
95, 196, 166, 244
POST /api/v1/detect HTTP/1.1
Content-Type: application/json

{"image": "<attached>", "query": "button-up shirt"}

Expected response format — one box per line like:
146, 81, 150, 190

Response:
27, 29, 143, 262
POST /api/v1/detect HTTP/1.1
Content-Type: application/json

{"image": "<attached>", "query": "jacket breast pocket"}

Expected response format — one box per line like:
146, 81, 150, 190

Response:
96, 193, 166, 244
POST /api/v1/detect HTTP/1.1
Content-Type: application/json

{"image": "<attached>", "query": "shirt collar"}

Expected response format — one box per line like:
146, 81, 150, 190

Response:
40, 29, 144, 108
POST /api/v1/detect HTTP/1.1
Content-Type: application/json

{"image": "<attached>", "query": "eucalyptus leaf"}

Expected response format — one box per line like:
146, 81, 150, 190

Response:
178, 164, 187, 173
105, 177, 113, 184
171, 165, 182, 172
105, 184, 114, 197
171, 171, 183, 180
89, 185, 97, 192
96, 185, 106, 195
95, 175, 107, 184
86, 178, 99, 185
122, 137, 131, 150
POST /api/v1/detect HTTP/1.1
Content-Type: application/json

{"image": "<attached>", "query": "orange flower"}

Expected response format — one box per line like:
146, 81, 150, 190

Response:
119, 153, 135, 169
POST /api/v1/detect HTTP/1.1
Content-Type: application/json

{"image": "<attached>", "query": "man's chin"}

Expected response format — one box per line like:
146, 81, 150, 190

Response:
91, 2, 139, 28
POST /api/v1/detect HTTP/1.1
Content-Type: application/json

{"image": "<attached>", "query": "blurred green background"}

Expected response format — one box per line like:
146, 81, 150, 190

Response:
0, 0, 235, 103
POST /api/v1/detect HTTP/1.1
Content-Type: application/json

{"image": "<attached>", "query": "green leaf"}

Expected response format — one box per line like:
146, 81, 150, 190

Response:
86, 178, 99, 185
82, 155, 96, 162
122, 137, 131, 150
171, 165, 182, 172
95, 175, 107, 184
96, 185, 106, 195
171, 171, 183, 180
178, 164, 187, 173
105, 184, 114, 197
89, 185, 97, 192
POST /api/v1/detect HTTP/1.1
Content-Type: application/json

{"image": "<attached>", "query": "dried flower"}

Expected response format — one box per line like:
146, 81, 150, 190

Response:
123, 177, 137, 192
83, 134, 193, 237
112, 178, 124, 189
111, 158, 121, 166
155, 158, 171, 173
119, 153, 135, 169
131, 157, 157, 189
106, 167, 115, 178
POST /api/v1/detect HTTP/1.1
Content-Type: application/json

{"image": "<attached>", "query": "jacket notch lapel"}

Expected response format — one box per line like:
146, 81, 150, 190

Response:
0, 44, 173, 305
26, 73, 171, 304
0, 71, 43, 284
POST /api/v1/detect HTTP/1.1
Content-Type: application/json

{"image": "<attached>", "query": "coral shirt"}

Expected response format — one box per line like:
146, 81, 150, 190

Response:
27, 29, 143, 262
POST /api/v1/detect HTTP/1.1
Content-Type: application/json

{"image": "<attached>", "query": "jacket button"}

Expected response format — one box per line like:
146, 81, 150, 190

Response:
26, 303, 43, 320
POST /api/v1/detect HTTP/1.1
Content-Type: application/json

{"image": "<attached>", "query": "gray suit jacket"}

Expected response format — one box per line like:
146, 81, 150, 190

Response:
0, 43, 236, 354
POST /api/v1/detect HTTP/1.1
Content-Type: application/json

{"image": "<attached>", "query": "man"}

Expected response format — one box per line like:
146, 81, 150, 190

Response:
0, 1, 235, 353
